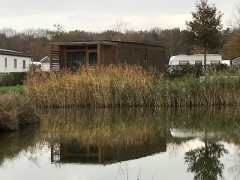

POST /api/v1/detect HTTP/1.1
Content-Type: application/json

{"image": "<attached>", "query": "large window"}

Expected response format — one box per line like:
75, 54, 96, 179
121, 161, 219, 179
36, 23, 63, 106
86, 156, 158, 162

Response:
89, 52, 97, 66
14, 59, 17, 68
67, 52, 85, 70
5, 58, 7, 68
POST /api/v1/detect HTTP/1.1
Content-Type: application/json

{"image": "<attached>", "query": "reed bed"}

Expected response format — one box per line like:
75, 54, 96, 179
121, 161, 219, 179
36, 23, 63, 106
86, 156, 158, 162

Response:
25, 65, 240, 108
0, 92, 41, 131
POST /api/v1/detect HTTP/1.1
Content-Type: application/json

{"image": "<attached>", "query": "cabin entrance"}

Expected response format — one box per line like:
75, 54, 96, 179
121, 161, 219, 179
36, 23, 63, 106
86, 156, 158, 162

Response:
67, 51, 85, 70
66, 51, 98, 70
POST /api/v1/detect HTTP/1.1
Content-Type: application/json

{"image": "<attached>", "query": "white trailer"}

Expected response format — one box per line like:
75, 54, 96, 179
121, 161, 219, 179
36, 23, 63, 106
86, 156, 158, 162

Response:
169, 54, 222, 66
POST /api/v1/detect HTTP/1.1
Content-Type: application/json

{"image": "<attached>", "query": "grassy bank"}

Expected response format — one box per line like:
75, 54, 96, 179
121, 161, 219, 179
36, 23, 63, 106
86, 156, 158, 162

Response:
0, 85, 24, 94
0, 92, 41, 131
25, 65, 240, 108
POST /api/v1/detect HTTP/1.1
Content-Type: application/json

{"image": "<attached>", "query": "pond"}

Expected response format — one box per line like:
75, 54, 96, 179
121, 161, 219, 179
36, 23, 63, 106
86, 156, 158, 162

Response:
0, 108, 240, 180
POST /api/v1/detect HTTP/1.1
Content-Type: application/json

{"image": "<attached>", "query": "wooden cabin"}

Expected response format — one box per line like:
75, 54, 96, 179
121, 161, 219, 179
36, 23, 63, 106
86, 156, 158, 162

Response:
50, 40, 166, 72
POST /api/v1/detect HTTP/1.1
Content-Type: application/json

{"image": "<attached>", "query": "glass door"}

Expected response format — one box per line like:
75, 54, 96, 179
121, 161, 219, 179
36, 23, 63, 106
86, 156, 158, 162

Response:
89, 52, 98, 66
67, 51, 86, 70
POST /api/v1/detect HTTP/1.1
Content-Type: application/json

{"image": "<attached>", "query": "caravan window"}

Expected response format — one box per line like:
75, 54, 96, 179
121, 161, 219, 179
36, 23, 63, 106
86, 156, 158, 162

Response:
179, 61, 189, 65
195, 61, 202, 65
211, 61, 220, 65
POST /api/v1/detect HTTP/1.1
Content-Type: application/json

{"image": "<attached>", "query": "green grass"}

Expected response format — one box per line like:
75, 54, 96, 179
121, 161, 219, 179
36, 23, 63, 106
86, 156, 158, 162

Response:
0, 85, 24, 94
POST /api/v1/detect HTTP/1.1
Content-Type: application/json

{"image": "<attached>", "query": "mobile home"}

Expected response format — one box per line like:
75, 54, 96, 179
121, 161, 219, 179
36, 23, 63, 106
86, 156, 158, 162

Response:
50, 40, 166, 72
0, 49, 32, 72
232, 57, 240, 66
169, 54, 222, 66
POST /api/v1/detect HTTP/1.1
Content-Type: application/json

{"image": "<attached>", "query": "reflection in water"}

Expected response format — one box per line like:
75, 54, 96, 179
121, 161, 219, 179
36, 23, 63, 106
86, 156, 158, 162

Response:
0, 127, 39, 167
185, 142, 228, 180
51, 135, 166, 164
41, 108, 167, 147
44, 108, 167, 164
0, 107, 240, 180
169, 107, 240, 144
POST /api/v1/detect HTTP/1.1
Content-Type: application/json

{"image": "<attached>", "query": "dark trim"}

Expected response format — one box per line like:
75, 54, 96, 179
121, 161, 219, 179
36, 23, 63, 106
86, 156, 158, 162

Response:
0, 49, 31, 58
50, 40, 164, 48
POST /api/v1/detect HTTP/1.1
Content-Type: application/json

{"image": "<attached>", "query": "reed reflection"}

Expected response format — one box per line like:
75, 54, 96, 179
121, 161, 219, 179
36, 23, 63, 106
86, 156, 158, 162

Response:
42, 108, 167, 164
0, 127, 39, 167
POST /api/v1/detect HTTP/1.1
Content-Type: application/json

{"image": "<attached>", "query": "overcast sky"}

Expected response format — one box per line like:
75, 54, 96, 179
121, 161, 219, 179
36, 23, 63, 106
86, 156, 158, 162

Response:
0, 0, 238, 32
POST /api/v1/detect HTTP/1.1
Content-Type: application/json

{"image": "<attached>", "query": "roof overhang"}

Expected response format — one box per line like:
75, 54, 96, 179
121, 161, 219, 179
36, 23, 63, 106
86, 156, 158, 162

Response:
50, 40, 164, 48
0, 49, 31, 58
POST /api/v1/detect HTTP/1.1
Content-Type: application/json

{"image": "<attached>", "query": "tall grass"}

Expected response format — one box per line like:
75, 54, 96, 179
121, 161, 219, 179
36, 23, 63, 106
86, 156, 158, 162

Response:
25, 65, 157, 108
0, 92, 41, 131
25, 65, 240, 108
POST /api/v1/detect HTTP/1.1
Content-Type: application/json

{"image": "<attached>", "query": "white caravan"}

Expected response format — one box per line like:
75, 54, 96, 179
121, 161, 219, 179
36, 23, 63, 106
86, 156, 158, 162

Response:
169, 54, 222, 66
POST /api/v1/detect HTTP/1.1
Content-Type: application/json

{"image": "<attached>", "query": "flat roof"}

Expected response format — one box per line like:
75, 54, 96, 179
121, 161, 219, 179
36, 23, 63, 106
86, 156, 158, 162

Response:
0, 48, 31, 57
50, 40, 164, 48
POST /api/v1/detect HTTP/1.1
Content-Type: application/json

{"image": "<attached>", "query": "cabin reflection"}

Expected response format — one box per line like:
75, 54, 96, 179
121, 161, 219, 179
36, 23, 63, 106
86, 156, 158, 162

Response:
51, 135, 166, 165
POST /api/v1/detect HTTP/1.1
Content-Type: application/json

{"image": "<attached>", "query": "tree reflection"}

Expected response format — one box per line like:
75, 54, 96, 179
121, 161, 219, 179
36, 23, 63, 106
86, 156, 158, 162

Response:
185, 142, 228, 180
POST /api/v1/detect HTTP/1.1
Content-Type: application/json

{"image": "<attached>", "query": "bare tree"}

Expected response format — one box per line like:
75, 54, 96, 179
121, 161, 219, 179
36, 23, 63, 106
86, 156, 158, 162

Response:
228, 2, 240, 30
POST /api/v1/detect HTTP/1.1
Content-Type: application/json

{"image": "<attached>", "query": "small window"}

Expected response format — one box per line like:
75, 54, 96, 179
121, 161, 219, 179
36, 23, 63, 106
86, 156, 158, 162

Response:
211, 61, 220, 65
23, 60, 26, 69
195, 61, 202, 65
144, 53, 148, 62
5, 58, 7, 68
179, 61, 189, 65
14, 59, 17, 68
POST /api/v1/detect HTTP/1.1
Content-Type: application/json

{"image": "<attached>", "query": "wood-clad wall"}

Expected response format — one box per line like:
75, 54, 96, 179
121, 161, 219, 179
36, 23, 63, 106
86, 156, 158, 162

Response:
52, 42, 166, 72
102, 43, 166, 72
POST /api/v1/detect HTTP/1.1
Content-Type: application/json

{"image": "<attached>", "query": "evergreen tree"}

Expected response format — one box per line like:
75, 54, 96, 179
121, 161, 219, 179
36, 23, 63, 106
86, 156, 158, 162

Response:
186, 0, 223, 71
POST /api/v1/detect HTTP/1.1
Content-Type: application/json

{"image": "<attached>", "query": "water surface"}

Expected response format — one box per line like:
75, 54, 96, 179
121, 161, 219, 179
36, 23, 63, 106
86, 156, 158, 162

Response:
0, 108, 240, 180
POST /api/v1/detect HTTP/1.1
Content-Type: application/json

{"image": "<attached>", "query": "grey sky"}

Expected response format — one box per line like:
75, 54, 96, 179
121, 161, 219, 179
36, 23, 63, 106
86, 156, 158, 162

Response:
0, 0, 237, 32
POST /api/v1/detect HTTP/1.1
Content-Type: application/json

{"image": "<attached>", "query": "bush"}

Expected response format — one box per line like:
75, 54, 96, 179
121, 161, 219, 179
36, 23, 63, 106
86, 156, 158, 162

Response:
0, 72, 27, 86
0, 92, 41, 131
165, 64, 203, 79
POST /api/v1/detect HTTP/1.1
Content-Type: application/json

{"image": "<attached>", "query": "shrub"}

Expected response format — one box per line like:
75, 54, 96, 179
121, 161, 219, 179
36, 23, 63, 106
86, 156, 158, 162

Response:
165, 64, 203, 79
0, 92, 41, 131
0, 72, 27, 86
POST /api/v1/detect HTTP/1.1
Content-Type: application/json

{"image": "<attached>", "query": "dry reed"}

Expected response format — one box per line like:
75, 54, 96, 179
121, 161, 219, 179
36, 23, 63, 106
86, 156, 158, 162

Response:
0, 92, 41, 131
25, 65, 240, 108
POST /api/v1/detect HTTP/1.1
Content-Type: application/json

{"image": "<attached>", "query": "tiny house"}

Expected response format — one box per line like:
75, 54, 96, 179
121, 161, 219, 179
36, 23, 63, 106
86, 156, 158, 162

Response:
0, 49, 32, 72
232, 57, 240, 66
40, 56, 50, 71
169, 54, 222, 66
50, 40, 166, 72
